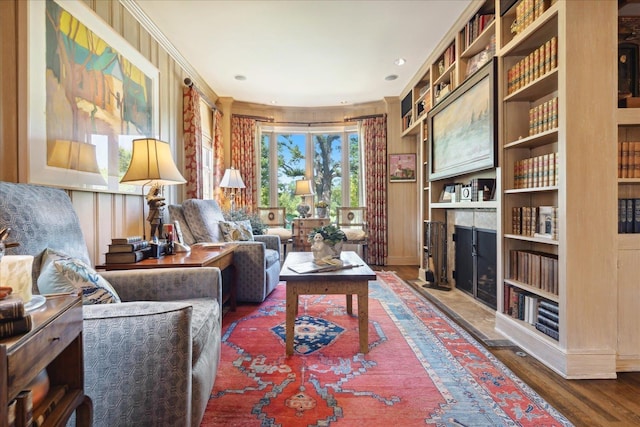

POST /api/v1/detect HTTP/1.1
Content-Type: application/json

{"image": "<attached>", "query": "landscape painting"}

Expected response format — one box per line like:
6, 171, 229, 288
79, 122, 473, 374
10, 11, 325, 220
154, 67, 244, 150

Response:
28, 0, 159, 192
429, 60, 497, 181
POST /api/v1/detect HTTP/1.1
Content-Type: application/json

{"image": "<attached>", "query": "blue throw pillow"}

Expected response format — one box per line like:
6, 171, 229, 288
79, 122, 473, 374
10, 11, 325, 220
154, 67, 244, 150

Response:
37, 248, 120, 304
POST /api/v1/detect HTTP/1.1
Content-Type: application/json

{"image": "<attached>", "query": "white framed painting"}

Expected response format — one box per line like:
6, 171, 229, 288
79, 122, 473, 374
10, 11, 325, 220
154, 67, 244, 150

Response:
27, 0, 159, 192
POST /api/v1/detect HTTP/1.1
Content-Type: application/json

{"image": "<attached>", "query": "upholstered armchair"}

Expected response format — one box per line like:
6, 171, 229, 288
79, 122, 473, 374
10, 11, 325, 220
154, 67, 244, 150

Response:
336, 206, 369, 262
169, 199, 281, 303
0, 182, 221, 427
257, 206, 293, 257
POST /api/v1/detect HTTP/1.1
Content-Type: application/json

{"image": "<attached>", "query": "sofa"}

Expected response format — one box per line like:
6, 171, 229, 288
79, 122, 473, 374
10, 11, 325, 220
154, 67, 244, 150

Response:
0, 182, 221, 427
169, 198, 280, 303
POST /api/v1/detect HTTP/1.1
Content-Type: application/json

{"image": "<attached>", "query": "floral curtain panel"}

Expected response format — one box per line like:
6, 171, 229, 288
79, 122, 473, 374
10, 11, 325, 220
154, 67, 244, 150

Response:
361, 116, 388, 265
183, 86, 202, 199
213, 109, 225, 206
231, 116, 257, 210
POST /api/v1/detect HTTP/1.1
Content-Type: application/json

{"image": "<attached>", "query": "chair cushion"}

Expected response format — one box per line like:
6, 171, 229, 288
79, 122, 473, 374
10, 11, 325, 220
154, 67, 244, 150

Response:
265, 248, 280, 269
182, 199, 226, 242
343, 229, 367, 241
37, 249, 121, 304
219, 220, 254, 242
266, 227, 292, 240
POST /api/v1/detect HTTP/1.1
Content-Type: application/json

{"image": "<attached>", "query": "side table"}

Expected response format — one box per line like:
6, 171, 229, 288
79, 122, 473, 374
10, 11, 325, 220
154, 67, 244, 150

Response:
98, 244, 237, 310
291, 218, 330, 252
0, 294, 92, 427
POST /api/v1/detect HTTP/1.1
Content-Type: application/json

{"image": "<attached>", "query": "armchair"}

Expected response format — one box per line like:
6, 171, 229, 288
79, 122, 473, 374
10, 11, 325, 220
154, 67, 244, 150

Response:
0, 182, 221, 427
169, 199, 280, 303
336, 206, 369, 262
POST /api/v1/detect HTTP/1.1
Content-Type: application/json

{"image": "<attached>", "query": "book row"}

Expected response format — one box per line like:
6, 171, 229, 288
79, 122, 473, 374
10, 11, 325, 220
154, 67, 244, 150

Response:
460, 13, 495, 52
618, 198, 640, 234
509, 249, 559, 295
106, 235, 151, 264
8, 384, 69, 427
436, 43, 456, 76
504, 285, 559, 341
529, 96, 558, 136
511, 205, 558, 239
506, 35, 557, 95
510, 0, 552, 36
617, 141, 640, 178
513, 152, 558, 189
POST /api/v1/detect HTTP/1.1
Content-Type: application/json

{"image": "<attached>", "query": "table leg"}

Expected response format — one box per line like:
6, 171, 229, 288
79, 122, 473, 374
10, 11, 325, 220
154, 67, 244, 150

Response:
357, 286, 368, 354
346, 294, 353, 314
286, 284, 296, 356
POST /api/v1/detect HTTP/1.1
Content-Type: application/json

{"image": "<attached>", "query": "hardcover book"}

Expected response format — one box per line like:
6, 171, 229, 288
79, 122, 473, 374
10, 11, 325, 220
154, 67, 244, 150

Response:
108, 240, 150, 253
105, 247, 152, 264
0, 315, 33, 338
111, 236, 143, 244
0, 297, 25, 321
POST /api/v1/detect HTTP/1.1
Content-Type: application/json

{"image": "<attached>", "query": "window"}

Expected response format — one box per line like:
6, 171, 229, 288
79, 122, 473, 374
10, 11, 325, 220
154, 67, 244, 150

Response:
259, 126, 362, 221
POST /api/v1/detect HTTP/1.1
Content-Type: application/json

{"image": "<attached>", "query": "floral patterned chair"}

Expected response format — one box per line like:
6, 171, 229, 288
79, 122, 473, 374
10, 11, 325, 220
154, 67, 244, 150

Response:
169, 199, 281, 303
0, 182, 221, 427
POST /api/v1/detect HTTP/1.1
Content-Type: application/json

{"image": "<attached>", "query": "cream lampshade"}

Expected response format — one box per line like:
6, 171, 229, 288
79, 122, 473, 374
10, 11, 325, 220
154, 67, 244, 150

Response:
120, 138, 186, 241
219, 167, 246, 211
294, 179, 314, 218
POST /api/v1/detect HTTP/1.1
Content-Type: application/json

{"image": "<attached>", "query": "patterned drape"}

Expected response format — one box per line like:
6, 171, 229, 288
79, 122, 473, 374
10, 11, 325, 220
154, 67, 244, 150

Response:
183, 86, 202, 199
362, 116, 387, 265
231, 116, 257, 210
213, 109, 225, 205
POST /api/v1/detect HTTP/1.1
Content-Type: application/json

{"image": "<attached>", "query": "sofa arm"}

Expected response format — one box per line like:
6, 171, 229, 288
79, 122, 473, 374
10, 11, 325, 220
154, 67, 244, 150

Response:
101, 267, 221, 303
255, 234, 281, 251
82, 301, 195, 426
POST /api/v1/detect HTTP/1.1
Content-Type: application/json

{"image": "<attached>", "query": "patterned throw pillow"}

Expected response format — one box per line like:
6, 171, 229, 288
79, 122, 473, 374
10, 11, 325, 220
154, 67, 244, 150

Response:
37, 249, 121, 304
219, 220, 254, 242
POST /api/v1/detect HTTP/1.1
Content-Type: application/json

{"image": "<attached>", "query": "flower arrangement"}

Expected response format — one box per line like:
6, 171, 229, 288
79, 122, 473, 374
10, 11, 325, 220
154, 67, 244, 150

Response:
315, 200, 328, 208
307, 224, 346, 246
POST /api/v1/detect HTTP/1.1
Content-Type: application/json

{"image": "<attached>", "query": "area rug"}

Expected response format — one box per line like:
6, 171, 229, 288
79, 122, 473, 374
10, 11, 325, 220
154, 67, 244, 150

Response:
201, 271, 572, 427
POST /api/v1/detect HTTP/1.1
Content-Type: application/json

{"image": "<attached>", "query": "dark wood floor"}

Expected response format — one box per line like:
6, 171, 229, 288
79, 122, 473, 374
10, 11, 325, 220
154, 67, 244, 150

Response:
388, 265, 640, 427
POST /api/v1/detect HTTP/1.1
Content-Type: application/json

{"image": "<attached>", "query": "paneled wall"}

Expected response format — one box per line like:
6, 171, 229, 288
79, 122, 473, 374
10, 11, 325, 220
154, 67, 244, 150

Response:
1, 0, 419, 267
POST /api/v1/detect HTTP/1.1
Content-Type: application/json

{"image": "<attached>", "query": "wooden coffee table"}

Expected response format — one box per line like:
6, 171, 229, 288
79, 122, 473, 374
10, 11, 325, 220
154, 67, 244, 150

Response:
99, 243, 237, 310
280, 251, 375, 355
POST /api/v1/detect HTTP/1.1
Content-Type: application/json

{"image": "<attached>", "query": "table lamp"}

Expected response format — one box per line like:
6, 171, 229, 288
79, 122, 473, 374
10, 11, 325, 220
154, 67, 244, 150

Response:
294, 179, 314, 218
120, 138, 186, 241
219, 167, 246, 211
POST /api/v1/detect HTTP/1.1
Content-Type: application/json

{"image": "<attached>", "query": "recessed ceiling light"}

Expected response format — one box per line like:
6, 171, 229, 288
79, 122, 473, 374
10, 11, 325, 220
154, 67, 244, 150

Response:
270, 100, 277, 104
394, 58, 406, 66
340, 100, 349, 105
385, 74, 398, 81
234, 75, 247, 81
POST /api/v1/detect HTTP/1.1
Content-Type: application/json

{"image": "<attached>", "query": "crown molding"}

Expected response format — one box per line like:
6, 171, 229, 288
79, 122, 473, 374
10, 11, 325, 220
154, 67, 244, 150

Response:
119, 0, 217, 108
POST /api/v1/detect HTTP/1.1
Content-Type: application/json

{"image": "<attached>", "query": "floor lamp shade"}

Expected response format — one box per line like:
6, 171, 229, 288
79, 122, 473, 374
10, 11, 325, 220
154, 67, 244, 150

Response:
120, 138, 186, 185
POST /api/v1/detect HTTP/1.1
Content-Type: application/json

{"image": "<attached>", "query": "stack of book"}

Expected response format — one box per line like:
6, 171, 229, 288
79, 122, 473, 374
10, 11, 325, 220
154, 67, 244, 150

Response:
0, 296, 32, 339
7, 384, 68, 427
536, 300, 559, 341
105, 236, 151, 264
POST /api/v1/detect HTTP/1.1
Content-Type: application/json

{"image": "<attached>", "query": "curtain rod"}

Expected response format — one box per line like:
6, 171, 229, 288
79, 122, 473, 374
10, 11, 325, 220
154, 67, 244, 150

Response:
344, 113, 386, 121
184, 78, 218, 112
232, 113, 274, 122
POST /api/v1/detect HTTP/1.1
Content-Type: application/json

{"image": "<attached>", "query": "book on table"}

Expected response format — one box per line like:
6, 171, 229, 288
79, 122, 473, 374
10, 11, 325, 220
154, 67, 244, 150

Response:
111, 236, 143, 244
105, 246, 152, 264
288, 261, 361, 274
108, 240, 150, 253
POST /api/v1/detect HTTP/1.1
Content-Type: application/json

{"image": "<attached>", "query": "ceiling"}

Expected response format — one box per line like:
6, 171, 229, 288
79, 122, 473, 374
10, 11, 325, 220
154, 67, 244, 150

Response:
133, 0, 472, 107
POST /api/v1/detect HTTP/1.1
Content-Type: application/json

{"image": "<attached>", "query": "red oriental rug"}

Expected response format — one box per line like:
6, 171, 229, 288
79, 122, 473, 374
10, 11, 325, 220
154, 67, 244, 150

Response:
201, 271, 572, 427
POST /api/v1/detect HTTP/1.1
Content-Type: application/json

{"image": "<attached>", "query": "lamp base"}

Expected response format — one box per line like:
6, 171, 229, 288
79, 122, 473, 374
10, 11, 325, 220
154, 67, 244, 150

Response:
296, 203, 311, 218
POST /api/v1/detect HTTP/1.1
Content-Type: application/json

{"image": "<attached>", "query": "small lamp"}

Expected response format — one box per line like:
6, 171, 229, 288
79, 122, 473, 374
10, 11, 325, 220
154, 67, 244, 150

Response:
219, 167, 246, 211
294, 179, 314, 218
120, 138, 186, 241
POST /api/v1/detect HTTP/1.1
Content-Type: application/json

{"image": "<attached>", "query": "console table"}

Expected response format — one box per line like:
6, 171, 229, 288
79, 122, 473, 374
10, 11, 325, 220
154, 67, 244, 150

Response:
0, 294, 92, 427
98, 244, 237, 310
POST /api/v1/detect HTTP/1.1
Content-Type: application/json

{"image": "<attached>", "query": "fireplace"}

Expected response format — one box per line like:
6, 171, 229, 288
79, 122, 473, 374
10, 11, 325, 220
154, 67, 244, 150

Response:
454, 226, 497, 309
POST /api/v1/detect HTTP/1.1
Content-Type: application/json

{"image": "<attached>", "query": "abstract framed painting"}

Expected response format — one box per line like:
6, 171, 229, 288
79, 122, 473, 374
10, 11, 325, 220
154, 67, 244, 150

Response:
27, 0, 159, 193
